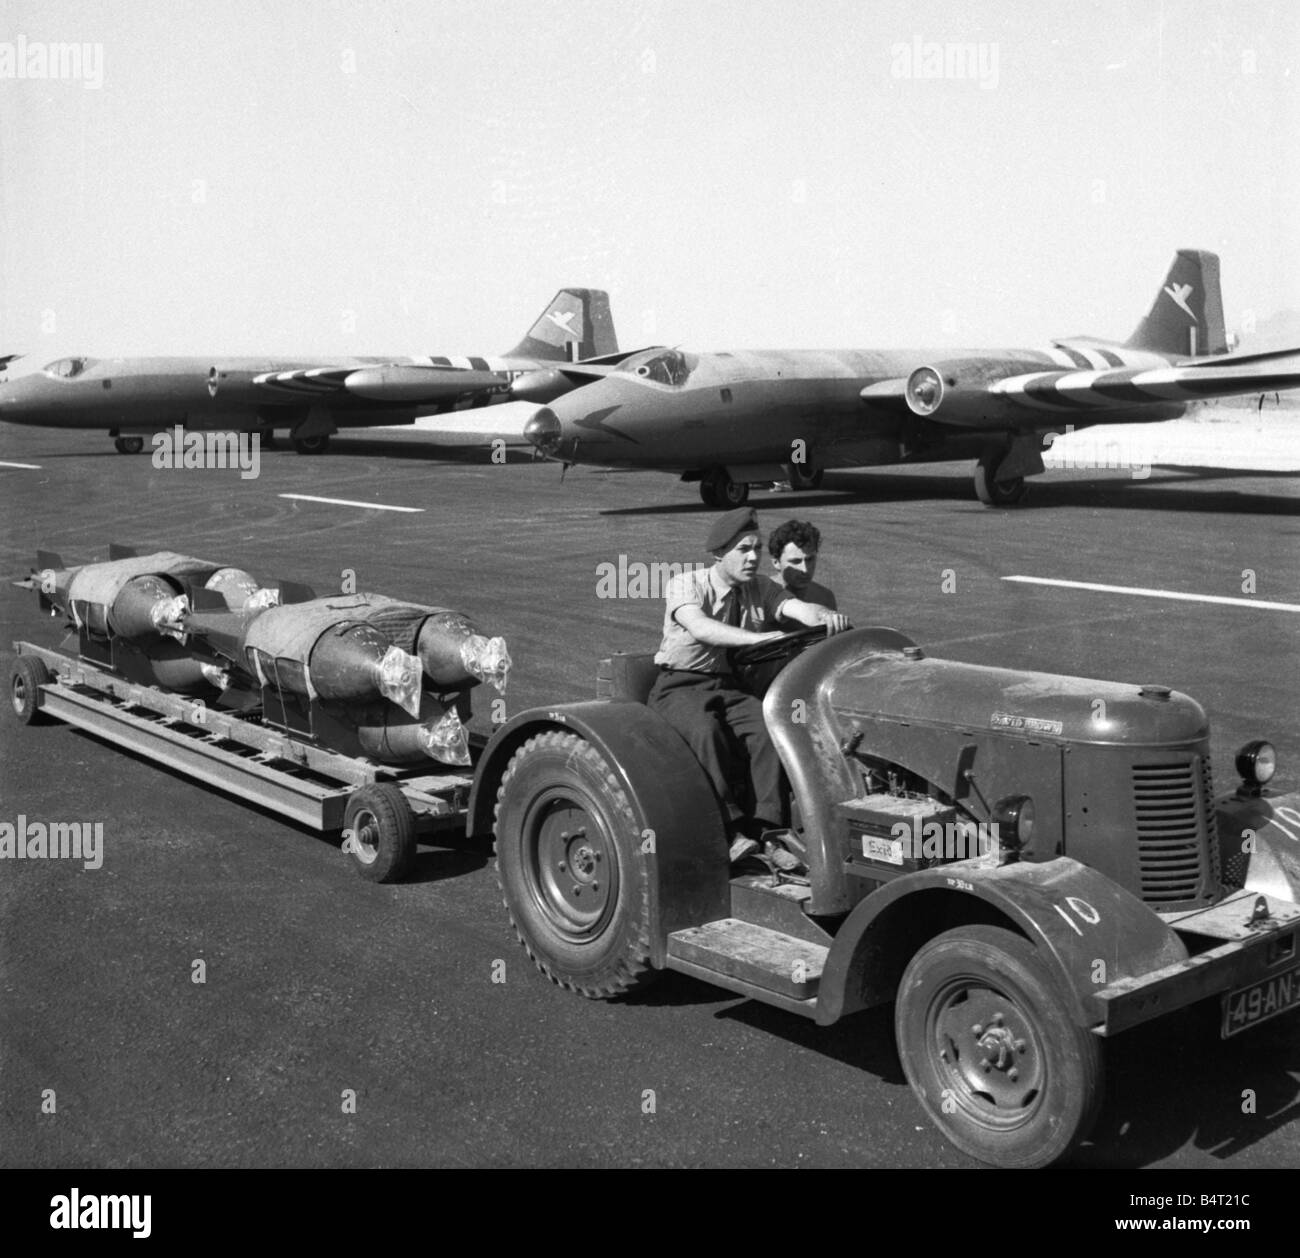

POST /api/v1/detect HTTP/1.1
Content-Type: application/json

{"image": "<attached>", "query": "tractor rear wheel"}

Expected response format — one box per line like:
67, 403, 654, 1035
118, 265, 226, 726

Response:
494, 731, 656, 999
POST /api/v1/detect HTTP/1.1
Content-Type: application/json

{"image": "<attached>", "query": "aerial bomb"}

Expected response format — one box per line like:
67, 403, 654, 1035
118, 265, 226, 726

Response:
23, 547, 507, 768
30, 549, 273, 694
324, 692, 472, 766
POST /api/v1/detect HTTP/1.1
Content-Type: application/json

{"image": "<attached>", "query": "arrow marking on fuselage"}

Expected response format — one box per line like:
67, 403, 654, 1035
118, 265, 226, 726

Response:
573, 404, 640, 443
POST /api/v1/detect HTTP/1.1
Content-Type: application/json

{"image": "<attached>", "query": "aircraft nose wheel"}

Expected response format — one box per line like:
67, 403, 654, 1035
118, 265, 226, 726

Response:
291, 433, 331, 455
113, 436, 145, 455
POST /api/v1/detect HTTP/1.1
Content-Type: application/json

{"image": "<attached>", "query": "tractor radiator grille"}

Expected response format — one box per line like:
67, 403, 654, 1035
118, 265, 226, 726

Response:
1131, 758, 1214, 905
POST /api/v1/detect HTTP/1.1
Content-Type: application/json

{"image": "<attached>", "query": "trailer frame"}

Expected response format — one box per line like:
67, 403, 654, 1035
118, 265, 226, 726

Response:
11, 639, 478, 840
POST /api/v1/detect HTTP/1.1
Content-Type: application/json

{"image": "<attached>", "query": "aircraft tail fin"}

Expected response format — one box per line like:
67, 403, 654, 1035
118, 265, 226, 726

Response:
505, 288, 617, 363
36, 549, 65, 571
1126, 249, 1227, 358
108, 543, 140, 560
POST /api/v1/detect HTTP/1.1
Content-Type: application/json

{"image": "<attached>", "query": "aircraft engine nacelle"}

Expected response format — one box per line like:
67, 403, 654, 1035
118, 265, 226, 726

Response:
900, 359, 1025, 425
509, 368, 568, 404
905, 366, 945, 416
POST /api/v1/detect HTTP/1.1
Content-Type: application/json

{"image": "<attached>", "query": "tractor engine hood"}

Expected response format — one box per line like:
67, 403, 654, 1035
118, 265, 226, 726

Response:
827, 649, 1208, 748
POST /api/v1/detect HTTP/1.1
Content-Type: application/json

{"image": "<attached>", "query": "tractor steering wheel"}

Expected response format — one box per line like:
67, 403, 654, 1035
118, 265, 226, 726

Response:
729, 625, 833, 667
728, 626, 834, 696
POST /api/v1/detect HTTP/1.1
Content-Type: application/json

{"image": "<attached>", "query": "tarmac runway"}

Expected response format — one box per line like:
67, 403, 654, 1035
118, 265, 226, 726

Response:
1, 420, 1298, 1170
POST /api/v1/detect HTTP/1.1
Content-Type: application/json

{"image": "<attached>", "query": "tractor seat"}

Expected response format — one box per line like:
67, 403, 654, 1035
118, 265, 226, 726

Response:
597, 651, 660, 705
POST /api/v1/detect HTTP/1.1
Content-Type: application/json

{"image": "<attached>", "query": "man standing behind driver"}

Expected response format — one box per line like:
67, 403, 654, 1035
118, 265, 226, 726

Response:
768, 519, 837, 627
649, 507, 849, 855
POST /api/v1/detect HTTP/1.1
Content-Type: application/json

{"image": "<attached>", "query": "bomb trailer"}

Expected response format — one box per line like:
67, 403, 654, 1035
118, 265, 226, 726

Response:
10, 617, 1300, 1169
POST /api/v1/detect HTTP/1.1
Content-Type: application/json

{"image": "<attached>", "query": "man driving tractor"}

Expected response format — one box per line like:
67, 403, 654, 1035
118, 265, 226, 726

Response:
648, 507, 850, 867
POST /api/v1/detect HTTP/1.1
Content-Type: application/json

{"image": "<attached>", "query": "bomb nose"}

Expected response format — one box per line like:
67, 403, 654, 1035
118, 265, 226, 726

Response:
524, 406, 563, 456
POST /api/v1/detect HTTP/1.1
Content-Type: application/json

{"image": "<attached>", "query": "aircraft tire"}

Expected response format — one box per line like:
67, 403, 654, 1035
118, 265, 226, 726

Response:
699, 468, 749, 509
113, 436, 145, 455
785, 463, 823, 492
291, 434, 331, 455
974, 455, 1028, 507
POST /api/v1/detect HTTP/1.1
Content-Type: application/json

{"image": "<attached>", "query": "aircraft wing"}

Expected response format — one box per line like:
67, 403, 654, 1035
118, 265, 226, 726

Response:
253, 364, 510, 404
369, 403, 540, 446
861, 347, 1300, 426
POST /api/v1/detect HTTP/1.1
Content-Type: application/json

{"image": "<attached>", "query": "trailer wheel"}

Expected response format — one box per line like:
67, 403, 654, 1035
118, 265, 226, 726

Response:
10, 656, 51, 725
343, 784, 416, 882
494, 731, 656, 999
896, 924, 1103, 1168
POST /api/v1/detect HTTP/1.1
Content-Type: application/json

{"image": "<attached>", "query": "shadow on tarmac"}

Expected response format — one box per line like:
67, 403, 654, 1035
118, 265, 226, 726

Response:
600, 467, 1300, 517
631, 970, 1300, 1167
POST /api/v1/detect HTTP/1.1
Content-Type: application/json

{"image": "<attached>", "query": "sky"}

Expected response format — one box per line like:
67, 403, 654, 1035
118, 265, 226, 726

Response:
1, 0, 1296, 368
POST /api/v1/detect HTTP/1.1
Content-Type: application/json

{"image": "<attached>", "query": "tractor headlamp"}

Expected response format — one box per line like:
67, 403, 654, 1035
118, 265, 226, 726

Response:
1235, 740, 1276, 788
991, 795, 1035, 852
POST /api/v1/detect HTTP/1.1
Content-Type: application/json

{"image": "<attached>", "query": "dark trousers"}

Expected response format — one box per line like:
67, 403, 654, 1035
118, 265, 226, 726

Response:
648, 669, 785, 827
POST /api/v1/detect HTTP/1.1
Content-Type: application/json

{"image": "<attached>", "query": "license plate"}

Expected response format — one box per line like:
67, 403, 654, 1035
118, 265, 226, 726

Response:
1220, 962, 1300, 1038
862, 835, 904, 866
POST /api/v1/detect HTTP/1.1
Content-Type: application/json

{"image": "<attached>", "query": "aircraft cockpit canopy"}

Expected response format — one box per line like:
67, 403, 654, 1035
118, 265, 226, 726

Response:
628, 348, 694, 387
43, 357, 96, 379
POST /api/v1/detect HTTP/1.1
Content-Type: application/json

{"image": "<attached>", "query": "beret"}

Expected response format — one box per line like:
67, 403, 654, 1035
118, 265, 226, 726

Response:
706, 506, 759, 554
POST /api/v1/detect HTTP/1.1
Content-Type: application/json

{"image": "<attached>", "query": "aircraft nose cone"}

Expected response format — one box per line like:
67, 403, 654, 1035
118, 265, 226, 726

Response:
524, 406, 563, 456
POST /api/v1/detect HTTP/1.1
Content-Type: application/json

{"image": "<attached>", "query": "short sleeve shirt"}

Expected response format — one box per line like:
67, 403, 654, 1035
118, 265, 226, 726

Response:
654, 565, 791, 673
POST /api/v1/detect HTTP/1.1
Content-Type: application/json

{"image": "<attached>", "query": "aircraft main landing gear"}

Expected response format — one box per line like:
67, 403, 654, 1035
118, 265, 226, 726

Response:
113, 436, 145, 455
699, 467, 749, 508
974, 451, 1027, 507
784, 463, 823, 492
291, 433, 331, 455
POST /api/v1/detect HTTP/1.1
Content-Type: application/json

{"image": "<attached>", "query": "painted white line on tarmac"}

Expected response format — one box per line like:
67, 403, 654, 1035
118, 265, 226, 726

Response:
1003, 575, 1300, 613
0, 460, 42, 469
279, 493, 423, 513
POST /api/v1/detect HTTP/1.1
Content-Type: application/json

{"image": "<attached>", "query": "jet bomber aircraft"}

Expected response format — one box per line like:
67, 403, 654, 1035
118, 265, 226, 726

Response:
522, 251, 1300, 506
0, 288, 631, 454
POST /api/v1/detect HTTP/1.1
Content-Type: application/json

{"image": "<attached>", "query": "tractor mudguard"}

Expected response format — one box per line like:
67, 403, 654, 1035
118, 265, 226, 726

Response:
1215, 787, 1300, 904
467, 700, 730, 965
815, 855, 1188, 1027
